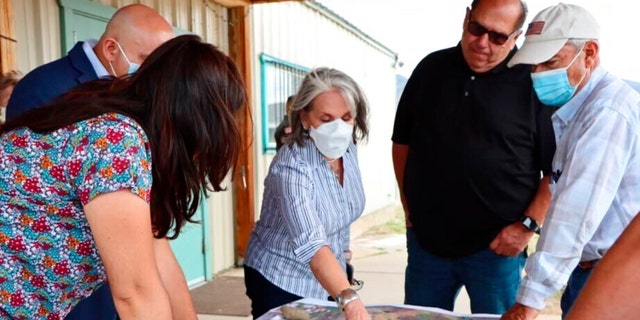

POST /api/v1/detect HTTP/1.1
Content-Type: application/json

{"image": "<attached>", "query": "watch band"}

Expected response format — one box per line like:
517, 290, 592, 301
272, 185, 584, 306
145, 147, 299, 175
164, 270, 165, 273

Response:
335, 288, 359, 311
521, 216, 541, 234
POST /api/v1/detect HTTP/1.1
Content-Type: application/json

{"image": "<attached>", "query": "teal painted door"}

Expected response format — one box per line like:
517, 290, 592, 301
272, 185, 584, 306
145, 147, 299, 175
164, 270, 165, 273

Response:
58, 0, 208, 285
169, 206, 207, 286
58, 0, 115, 53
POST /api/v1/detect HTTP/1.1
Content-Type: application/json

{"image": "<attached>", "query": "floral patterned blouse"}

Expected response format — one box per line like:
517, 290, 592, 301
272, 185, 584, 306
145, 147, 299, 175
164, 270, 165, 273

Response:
0, 113, 152, 319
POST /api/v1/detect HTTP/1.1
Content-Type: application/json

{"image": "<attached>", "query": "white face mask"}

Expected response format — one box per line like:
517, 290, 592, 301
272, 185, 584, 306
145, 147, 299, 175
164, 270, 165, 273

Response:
309, 119, 354, 160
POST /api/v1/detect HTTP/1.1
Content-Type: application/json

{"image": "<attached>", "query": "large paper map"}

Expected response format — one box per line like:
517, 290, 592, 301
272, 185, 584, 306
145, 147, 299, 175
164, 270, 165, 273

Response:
258, 298, 500, 320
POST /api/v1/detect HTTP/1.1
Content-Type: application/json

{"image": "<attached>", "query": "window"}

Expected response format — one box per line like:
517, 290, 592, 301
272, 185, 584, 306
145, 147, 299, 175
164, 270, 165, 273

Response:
260, 54, 308, 153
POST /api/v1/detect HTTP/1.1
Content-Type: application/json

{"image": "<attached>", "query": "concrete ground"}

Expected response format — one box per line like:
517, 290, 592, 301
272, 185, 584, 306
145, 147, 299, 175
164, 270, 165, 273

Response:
197, 212, 561, 320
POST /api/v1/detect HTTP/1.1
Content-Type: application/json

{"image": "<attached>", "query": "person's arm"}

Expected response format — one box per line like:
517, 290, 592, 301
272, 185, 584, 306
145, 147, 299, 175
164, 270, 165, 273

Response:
85, 190, 172, 319
491, 98, 555, 257
154, 238, 197, 319
490, 175, 551, 256
392, 143, 410, 227
503, 109, 634, 320
565, 212, 640, 319
274, 147, 368, 320
310, 246, 369, 320
498, 177, 559, 319
391, 61, 423, 229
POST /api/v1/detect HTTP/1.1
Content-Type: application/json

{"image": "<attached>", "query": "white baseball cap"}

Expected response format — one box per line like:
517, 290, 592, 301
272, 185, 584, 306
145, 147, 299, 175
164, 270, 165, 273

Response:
508, 3, 600, 67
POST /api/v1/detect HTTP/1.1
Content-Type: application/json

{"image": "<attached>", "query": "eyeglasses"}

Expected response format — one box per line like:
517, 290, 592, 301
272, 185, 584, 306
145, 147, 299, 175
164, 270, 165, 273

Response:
466, 20, 517, 45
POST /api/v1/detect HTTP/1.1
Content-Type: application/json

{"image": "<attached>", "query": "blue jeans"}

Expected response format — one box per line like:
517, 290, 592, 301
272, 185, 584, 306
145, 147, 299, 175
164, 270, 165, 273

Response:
560, 265, 593, 318
404, 227, 525, 314
65, 284, 118, 320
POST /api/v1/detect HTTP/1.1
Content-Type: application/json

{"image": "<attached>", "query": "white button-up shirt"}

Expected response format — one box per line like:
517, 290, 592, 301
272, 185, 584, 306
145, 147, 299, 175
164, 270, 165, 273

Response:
244, 139, 365, 299
518, 67, 640, 309
82, 39, 110, 77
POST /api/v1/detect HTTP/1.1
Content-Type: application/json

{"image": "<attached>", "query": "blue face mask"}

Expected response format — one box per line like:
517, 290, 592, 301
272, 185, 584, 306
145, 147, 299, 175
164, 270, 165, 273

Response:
109, 41, 140, 76
127, 62, 140, 74
531, 48, 586, 107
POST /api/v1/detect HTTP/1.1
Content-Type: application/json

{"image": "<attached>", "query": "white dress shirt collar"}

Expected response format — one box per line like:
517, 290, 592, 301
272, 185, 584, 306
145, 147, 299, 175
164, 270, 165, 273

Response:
82, 39, 110, 78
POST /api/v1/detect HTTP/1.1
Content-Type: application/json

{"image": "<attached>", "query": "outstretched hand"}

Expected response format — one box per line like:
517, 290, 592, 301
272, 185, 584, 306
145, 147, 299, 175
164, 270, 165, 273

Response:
501, 303, 540, 320
343, 299, 371, 320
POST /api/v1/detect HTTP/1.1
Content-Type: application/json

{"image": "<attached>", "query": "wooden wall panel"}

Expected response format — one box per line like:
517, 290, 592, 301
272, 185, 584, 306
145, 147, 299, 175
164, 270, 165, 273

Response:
229, 6, 254, 263
0, 0, 17, 72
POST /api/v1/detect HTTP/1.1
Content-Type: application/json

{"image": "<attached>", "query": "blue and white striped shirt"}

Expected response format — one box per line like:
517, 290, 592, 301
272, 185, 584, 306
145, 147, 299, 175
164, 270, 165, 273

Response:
244, 138, 365, 299
518, 67, 640, 309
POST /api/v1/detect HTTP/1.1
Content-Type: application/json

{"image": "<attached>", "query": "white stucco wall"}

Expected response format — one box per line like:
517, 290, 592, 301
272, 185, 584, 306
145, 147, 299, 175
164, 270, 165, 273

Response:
250, 1, 400, 222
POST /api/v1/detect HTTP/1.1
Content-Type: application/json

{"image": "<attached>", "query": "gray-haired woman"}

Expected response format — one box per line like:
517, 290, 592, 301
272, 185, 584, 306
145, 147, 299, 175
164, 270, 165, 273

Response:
244, 67, 370, 320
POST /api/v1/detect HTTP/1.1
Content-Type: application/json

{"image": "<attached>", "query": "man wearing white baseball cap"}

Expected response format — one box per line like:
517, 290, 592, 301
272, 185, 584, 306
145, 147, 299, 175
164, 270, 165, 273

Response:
502, 3, 640, 320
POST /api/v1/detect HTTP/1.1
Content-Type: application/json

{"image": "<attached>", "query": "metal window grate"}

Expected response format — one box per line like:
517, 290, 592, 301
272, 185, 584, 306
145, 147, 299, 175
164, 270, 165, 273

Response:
260, 54, 309, 153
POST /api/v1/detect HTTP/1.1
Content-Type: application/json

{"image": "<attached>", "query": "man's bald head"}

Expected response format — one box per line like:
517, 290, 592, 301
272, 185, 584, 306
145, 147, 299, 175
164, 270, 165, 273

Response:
96, 4, 175, 77
104, 4, 174, 40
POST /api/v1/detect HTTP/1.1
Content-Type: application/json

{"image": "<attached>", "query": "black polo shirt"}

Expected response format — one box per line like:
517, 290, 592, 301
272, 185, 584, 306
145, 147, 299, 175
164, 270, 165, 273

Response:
392, 44, 555, 258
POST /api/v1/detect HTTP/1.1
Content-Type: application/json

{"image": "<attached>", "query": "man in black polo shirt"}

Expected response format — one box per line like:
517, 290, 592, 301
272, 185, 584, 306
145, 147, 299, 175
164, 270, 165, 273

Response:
392, 0, 555, 314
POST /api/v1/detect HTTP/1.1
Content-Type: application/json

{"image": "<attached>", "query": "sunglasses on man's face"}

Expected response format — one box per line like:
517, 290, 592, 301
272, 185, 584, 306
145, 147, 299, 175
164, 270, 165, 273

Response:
466, 20, 516, 45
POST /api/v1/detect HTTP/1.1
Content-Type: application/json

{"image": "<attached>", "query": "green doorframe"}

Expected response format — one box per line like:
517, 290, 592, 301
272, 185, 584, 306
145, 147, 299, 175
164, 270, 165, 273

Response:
58, 0, 115, 55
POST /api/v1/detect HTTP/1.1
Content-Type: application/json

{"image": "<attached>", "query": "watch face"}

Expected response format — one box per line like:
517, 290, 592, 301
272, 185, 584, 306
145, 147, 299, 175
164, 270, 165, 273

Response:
522, 216, 540, 233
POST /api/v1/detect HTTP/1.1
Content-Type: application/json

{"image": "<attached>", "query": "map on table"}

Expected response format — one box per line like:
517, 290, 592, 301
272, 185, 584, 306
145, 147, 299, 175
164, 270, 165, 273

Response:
258, 298, 500, 320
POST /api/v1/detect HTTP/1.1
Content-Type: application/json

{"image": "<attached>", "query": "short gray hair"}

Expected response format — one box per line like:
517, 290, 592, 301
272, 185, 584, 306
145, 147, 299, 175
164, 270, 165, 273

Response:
565, 39, 597, 52
288, 67, 369, 146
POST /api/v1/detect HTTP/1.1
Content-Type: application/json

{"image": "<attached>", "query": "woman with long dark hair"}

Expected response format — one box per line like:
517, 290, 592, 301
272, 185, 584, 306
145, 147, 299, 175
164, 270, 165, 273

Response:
0, 34, 246, 319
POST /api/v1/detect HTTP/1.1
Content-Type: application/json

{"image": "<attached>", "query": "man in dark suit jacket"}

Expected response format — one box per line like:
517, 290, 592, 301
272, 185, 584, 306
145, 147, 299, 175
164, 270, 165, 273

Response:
6, 42, 96, 118
6, 4, 174, 122
6, 4, 174, 319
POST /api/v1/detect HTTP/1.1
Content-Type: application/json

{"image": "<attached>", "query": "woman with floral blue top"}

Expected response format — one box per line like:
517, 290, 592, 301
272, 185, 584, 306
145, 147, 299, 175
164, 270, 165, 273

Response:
0, 34, 246, 319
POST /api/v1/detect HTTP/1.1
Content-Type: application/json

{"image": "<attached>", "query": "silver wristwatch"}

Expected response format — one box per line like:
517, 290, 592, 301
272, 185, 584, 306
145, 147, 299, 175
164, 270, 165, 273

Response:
335, 288, 360, 311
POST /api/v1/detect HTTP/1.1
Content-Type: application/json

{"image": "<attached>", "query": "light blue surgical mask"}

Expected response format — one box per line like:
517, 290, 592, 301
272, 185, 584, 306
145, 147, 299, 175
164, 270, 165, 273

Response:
531, 48, 587, 107
109, 41, 141, 76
